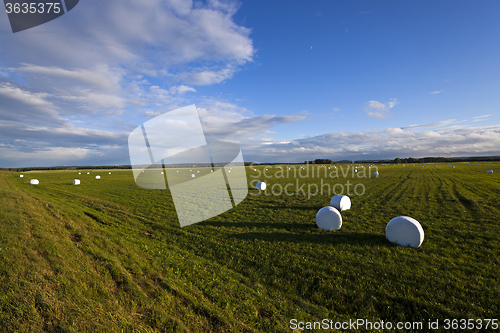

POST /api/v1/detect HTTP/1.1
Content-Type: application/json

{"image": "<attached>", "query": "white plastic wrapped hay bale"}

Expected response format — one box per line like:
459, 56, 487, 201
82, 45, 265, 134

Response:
487, 170, 493, 174
316, 206, 342, 231
374, 171, 379, 176
452, 166, 455, 169
386, 216, 424, 248
190, 174, 195, 178
20, 175, 24, 178
95, 175, 101, 179
73, 179, 80, 185
109, 172, 111, 174
78, 172, 81, 175
87, 172, 90, 174
256, 181, 267, 190
330, 195, 351, 212
30, 179, 39, 185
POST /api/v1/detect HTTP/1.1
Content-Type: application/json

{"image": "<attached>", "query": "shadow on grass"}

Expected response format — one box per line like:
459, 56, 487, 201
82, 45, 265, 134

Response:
251, 204, 321, 211
228, 229, 389, 246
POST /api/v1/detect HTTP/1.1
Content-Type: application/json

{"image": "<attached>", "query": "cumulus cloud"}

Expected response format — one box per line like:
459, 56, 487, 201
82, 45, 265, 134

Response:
363, 98, 398, 119
332, 108, 341, 112
184, 67, 236, 85
170, 85, 196, 94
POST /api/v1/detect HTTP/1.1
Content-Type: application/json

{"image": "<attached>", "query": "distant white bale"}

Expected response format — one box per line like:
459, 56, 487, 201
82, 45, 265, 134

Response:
20, 175, 24, 178
228, 170, 231, 173
160, 172, 164, 174
330, 195, 351, 212
109, 172, 111, 174
253, 169, 257, 171
354, 169, 358, 172
73, 179, 80, 185
197, 170, 200, 173
374, 171, 379, 176
78, 172, 81, 175
452, 166, 455, 169
95, 175, 101, 179
190, 174, 195, 178
386, 216, 424, 248
210, 170, 213, 172
316, 206, 342, 231
176, 170, 179, 172
87, 172, 90, 174
30, 179, 39, 185
190, 170, 192, 171
487, 170, 493, 174
256, 181, 267, 190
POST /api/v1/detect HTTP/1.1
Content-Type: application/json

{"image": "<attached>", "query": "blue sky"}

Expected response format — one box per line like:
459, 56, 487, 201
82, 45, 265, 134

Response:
1, 0, 499, 167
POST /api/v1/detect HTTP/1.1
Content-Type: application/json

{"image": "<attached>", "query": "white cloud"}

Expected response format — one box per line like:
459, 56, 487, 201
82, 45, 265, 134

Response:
184, 67, 236, 85
241, 122, 500, 163
196, 100, 306, 143
402, 119, 456, 129
0, 83, 55, 114
170, 85, 196, 94
332, 108, 341, 112
430, 90, 443, 94
384, 127, 405, 136
13, 64, 122, 90
473, 114, 491, 122
364, 98, 398, 119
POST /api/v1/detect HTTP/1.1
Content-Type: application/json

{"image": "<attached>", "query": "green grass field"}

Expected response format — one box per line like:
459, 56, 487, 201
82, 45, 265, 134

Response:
1, 163, 499, 332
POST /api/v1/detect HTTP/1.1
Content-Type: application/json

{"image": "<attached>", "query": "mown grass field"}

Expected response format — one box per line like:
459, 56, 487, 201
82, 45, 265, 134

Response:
0, 163, 499, 332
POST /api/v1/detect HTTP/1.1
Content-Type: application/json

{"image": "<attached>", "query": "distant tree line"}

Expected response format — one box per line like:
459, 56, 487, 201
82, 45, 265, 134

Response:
391, 156, 500, 164
3, 165, 133, 172
2, 155, 499, 172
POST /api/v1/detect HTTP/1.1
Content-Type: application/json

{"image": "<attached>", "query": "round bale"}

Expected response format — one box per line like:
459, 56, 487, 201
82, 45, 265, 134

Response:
487, 170, 493, 174
316, 206, 342, 231
30, 179, 39, 185
95, 175, 101, 179
385, 216, 424, 248
330, 195, 351, 212
20, 175, 24, 178
374, 171, 379, 176
256, 181, 267, 190
73, 179, 80, 185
